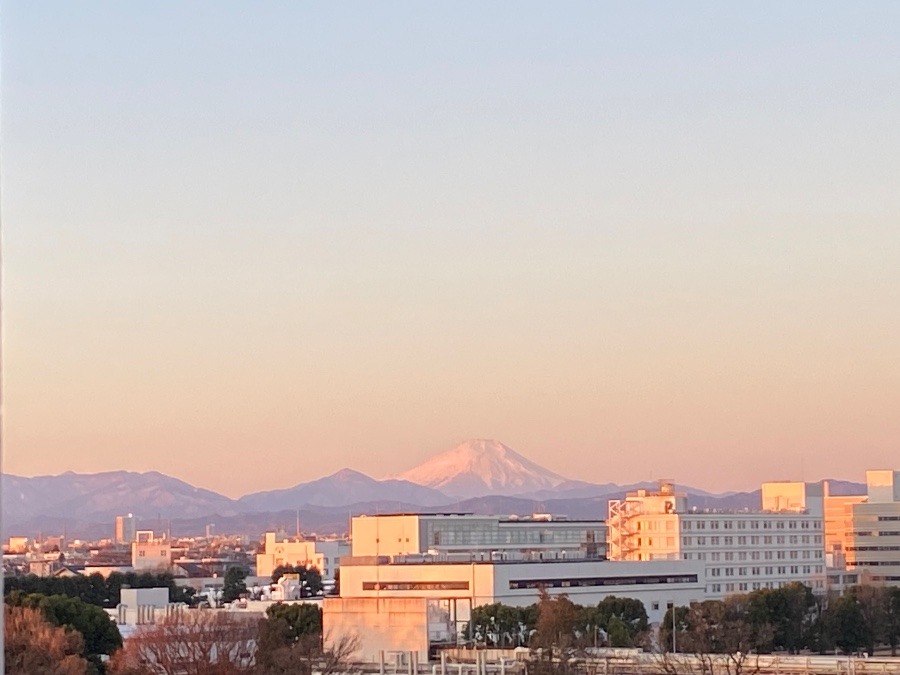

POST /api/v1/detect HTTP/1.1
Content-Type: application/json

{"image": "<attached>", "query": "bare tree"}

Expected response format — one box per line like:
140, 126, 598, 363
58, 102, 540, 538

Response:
4, 605, 90, 675
655, 599, 769, 675
257, 625, 360, 675
108, 610, 258, 675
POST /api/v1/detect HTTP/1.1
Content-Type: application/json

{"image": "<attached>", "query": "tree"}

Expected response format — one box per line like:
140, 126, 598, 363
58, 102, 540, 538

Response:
886, 587, 900, 656
6, 591, 123, 666
4, 605, 90, 675
469, 602, 534, 647
581, 596, 649, 648
257, 628, 359, 675
747, 583, 816, 654
826, 595, 869, 655
850, 585, 887, 656
658, 605, 691, 654
265, 602, 322, 642
658, 597, 770, 675
108, 611, 257, 675
271, 565, 324, 597
532, 589, 580, 650
223, 566, 250, 603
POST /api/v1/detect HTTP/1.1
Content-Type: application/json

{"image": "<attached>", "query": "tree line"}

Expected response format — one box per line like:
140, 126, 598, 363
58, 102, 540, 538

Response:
471, 583, 900, 657
4, 571, 195, 608
660, 583, 900, 657
470, 592, 650, 649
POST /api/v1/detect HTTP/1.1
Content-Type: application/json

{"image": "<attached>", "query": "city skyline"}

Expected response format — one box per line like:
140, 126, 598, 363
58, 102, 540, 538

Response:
3, 3, 899, 497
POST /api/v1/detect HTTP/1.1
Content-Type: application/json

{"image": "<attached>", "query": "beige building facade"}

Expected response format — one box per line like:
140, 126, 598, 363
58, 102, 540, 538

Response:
607, 482, 825, 598
131, 531, 172, 572
256, 532, 349, 580
846, 470, 900, 586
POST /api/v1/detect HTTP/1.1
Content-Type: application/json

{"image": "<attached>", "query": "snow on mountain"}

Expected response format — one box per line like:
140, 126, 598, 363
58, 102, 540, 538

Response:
238, 468, 450, 510
396, 439, 569, 498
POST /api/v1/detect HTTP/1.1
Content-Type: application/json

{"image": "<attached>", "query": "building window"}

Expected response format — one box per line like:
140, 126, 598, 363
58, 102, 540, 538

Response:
363, 581, 469, 591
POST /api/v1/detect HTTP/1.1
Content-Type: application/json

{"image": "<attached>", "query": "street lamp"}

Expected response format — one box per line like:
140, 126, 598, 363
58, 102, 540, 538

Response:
667, 602, 677, 653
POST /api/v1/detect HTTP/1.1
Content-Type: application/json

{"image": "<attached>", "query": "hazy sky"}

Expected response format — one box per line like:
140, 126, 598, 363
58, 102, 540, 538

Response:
3, 3, 899, 498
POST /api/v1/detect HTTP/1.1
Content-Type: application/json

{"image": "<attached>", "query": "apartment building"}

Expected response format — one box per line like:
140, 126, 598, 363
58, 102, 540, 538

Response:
607, 481, 825, 598
131, 531, 172, 572
350, 513, 606, 561
846, 470, 900, 585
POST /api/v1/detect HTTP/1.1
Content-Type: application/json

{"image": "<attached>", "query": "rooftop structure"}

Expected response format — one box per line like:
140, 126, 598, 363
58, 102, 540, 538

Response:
350, 513, 605, 561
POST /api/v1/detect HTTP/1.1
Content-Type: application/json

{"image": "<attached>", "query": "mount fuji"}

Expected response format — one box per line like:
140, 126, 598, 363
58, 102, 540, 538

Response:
396, 438, 575, 499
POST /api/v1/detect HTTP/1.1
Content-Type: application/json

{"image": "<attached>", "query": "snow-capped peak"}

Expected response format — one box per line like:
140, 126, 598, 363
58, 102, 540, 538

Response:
396, 439, 568, 498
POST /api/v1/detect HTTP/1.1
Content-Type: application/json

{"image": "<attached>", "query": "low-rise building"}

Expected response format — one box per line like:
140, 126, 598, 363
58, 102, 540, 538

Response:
256, 532, 349, 580
131, 531, 172, 572
325, 556, 704, 663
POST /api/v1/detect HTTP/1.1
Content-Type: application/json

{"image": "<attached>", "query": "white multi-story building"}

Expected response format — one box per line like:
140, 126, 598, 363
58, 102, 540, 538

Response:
337, 556, 704, 624
607, 482, 825, 598
846, 470, 900, 586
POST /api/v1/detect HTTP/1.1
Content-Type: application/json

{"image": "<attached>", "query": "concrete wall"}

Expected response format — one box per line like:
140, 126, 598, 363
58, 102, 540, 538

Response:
867, 470, 900, 503
351, 516, 423, 557
323, 596, 430, 663
121, 587, 169, 609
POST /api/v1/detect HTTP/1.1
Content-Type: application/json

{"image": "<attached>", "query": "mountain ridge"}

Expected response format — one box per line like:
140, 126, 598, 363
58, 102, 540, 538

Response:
1, 438, 869, 537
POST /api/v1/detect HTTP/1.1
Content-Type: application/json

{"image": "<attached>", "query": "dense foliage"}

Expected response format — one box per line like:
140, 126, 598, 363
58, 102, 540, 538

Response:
6, 591, 123, 667
270, 564, 324, 596
469, 593, 650, 649
471, 584, 900, 656
223, 566, 250, 603
4, 571, 195, 607
661, 583, 900, 656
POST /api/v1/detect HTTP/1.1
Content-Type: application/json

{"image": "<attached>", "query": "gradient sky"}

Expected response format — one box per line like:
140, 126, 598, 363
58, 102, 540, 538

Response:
3, 3, 899, 498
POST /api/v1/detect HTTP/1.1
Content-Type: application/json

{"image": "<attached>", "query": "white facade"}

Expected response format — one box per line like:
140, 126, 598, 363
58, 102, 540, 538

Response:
338, 557, 705, 625
607, 482, 825, 599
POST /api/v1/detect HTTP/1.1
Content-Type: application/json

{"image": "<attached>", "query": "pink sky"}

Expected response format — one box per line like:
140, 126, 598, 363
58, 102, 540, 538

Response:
3, 4, 898, 497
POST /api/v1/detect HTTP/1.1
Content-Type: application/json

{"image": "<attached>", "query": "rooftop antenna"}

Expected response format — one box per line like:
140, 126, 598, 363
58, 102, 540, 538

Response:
296, 509, 300, 539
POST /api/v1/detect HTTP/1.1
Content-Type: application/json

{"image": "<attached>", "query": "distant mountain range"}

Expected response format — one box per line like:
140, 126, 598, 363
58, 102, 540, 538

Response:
0, 439, 867, 539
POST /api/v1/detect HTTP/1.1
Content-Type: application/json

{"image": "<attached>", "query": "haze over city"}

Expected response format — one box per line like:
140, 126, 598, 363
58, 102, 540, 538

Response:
3, 3, 899, 498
